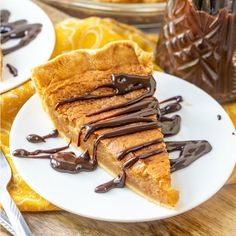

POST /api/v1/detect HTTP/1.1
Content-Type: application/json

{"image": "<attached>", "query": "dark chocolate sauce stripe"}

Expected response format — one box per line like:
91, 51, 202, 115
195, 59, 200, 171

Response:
12, 142, 70, 157
92, 121, 161, 163
94, 73, 151, 94
161, 102, 182, 116
95, 139, 212, 192
27, 129, 58, 143
19, 155, 51, 159
136, 148, 166, 160
87, 75, 156, 117
95, 148, 165, 193
55, 74, 156, 113
95, 170, 126, 193
117, 138, 163, 160
87, 98, 159, 125
79, 97, 180, 145
160, 96, 183, 104
123, 148, 165, 170
79, 108, 158, 144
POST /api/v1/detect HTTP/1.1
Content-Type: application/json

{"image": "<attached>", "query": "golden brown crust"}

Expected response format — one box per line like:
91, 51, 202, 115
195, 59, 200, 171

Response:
32, 40, 178, 208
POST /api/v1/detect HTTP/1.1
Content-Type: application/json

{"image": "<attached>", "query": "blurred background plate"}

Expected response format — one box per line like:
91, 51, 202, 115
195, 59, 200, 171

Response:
39, 0, 166, 28
1, 0, 55, 94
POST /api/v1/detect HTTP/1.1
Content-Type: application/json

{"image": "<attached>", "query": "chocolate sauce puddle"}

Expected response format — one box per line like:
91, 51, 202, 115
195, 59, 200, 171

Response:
166, 140, 212, 172
27, 130, 58, 143
160, 115, 181, 137
50, 150, 97, 173
1, 10, 42, 55
159, 96, 183, 136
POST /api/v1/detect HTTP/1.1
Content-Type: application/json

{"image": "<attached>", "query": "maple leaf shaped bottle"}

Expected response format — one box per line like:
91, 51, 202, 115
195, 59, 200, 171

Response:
155, 0, 236, 103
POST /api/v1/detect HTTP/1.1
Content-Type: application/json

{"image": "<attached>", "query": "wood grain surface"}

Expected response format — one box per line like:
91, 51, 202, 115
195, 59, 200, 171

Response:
1, 1, 235, 235
1, 185, 236, 235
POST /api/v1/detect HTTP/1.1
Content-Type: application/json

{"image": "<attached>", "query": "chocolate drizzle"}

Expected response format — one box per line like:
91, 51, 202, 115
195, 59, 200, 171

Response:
13, 73, 212, 195
12, 142, 70, 158
95, 170, 126, 193
78, 105, 159, 145
161, 103, 182, 116
166, 140, 212, 172
0, 10, 42, 55
79, 97, 159, 128
87, 74, 156, 116
92, 121, 161, 165
117, 138, 163, 161
95, 139, 212, 192
160, 96, 183, 104
160, 115, 181, 137
55, 74, 156, 112
96, 143, 165, 193
50, 150, 97, 173
27, 130, 58, 143
6, 63, 18, 77
159, 96, 183, 116
158, 96, 183, 137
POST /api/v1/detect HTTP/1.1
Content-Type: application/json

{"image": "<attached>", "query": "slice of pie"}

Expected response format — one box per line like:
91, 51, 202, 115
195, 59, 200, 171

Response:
31, 40, 179, 208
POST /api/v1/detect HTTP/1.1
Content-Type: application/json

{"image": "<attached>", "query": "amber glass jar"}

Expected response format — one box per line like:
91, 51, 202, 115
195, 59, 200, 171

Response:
155, 0, 236, 103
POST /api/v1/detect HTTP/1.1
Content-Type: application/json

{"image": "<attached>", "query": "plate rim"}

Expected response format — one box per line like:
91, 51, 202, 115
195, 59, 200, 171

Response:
0, 0, 55, 94
40, 0, 166, 12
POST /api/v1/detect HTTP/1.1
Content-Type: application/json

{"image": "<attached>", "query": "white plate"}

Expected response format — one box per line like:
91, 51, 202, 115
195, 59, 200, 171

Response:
10, 72, 236, 222
0, 0, 55, 94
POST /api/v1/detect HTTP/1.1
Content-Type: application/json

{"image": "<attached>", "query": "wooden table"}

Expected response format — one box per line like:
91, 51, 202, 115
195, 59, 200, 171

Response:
1, 2, 236, 235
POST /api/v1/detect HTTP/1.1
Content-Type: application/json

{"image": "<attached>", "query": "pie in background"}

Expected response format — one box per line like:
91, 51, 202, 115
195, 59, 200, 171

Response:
96, 0, 162, 3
